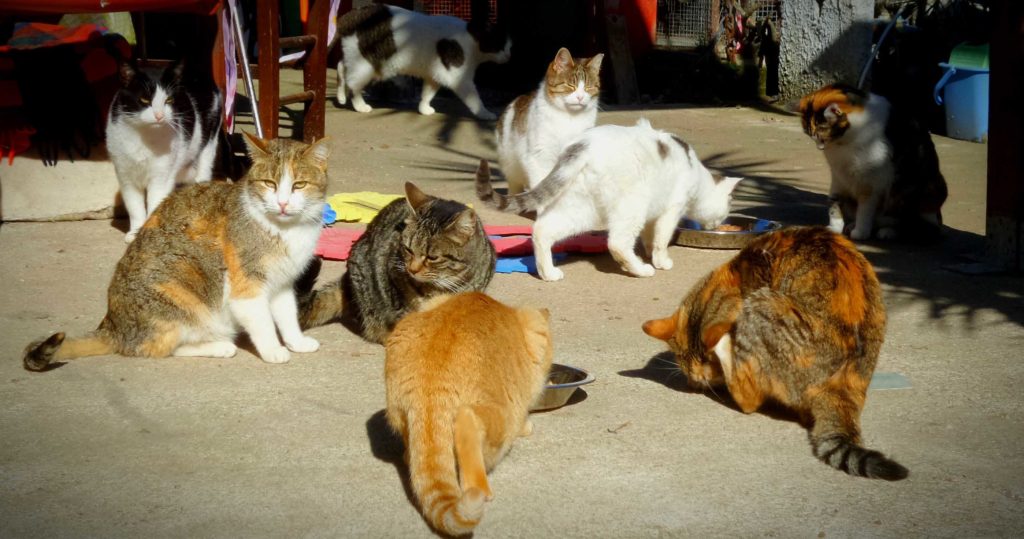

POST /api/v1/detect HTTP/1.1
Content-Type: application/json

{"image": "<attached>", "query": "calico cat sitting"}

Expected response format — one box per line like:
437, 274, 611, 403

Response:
332, 4, 511, 119
798, 83, 948, 240
477, 118, 741, 281
106, 58, 223, 243
496, 47, 603, 194
23, 134, 330, 371
643, 227, 908, 481
299, 182, 496, 344
385, 292, 553, 536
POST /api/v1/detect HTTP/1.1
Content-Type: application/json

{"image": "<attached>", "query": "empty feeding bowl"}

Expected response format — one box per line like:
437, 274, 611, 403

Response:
674, 215, 783, 250
530, 364, 595, 412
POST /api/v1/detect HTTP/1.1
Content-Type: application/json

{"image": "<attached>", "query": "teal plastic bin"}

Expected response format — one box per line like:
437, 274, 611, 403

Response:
933, 43, 989, 142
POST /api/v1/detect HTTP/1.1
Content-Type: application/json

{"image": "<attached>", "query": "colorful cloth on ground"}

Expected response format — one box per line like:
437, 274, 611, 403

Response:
326, 192, 405, 223
315, 225, 607, 277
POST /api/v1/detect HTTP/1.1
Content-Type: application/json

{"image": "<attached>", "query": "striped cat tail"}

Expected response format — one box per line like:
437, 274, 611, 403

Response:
297, 280, 344, 330
475, 141, 586, 215
23, 331, 115, 372
810, 431, 909, 481
408, 407, 486, 536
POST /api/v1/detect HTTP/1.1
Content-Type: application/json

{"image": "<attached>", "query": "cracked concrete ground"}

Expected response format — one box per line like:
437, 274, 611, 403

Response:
2, 81, 1022, 538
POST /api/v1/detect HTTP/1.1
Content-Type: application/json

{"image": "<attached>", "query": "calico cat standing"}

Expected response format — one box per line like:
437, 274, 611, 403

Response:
798, 83, 948, 240
106, 59, 223, 243
23, 134, 330, 371
385, 292, 553, 536
299, 182, 496, 344
477, 118, 741, 281
496, 47, 603, 194
643, 227, 908, 481
332, 4, 511, 119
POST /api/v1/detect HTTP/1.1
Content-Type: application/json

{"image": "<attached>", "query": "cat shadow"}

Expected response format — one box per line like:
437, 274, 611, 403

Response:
618, 352, 804, 426
367, 409, 470, 539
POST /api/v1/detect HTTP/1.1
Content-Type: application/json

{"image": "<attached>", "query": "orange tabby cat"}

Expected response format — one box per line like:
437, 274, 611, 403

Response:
384, 292, 553, 535
643, 227, 908, 480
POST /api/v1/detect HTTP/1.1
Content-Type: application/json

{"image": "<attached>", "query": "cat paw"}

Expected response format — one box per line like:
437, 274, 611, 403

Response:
335, 91, 347, 106
418, 104, 436, 115
537, 267, 564, 282
207, 342, 238, 358
652, 255, 674, 270
285, 335, 320, 353
519, 419, 534, 437
352, 102, 373, 113
474, 109, 497, 121
849, 227, 872, 241
260, 346, 291, 364
877, 227, 898, 240
124, 230, 139, 243
631, 264, 657, 278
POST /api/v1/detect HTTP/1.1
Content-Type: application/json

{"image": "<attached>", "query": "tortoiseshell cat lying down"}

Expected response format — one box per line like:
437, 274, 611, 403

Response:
644, 227, 908, 481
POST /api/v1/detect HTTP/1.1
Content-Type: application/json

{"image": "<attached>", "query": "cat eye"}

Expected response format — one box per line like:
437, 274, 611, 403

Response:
165, 97, 174, 104
261, 180, 277, 189
293, 181, 308, 190
139, 97, 150, 104
426, 255, 439, 262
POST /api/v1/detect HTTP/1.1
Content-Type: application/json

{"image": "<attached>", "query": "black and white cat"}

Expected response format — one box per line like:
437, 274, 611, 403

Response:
106, 59, 223, 242
332, 4, 511, 119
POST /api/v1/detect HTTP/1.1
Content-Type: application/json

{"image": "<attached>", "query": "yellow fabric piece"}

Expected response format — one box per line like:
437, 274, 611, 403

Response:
326, 192, 403, 223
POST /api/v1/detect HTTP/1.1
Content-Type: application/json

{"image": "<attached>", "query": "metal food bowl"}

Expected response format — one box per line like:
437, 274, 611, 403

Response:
530, 364, 595, 412
674, 215, 783, 250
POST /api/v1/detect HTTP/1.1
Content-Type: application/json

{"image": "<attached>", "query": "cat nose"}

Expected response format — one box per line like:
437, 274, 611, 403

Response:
154, 111, 165, 122
277, 201, 289, 213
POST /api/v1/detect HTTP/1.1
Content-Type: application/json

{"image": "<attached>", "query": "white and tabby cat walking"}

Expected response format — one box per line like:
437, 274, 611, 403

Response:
478, 118, 741, 282
332, 4, 510, 119
496, 47, 603, 194
106, 59, 223, 242
23, 134, 330, 371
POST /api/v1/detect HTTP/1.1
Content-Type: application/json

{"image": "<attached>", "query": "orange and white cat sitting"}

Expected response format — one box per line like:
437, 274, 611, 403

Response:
496, 47, 603, 195
385, 292, 553, 535
23, 134, 330, 371
644, 227, 908, 481
799, 83, 947, 240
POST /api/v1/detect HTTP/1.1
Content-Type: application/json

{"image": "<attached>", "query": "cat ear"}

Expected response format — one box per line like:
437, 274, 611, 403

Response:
166, 58, 186, 83
404, 182, 432, 212
716, 176, 742, 194
824, 102, 845, 121
642, 312, 678, 342
444, 209, 478, 245
302, 136, 331, 171
551, 47, 574, 73
118, 61, 137, 87
701, 322, 732, 351
584, 53, 604, 74
241, 131, 271, 158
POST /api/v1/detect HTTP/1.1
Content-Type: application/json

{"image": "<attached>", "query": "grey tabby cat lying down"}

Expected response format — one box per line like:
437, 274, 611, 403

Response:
299, 182, 496, 343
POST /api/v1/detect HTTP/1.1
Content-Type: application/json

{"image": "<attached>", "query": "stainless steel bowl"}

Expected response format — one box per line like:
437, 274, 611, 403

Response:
674, 214, 783, 250
530, 364, 595, 412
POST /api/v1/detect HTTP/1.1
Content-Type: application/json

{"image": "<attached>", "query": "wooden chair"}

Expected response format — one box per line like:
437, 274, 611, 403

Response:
220, 0, 330, 142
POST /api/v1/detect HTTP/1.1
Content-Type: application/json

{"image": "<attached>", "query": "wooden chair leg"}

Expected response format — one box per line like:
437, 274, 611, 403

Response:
302, 0, 329, 142
257, 0, 280, 140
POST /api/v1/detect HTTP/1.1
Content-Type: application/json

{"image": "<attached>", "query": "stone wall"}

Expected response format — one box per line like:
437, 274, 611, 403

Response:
778, 0, 874, 101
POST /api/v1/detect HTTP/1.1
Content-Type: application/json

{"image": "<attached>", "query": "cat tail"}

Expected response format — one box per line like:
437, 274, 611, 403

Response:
408, 406, 487, 536
810, 429, 909, 481
474, 142, 586, 214
23, 331, 115, 372
297, 279, 344, 330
